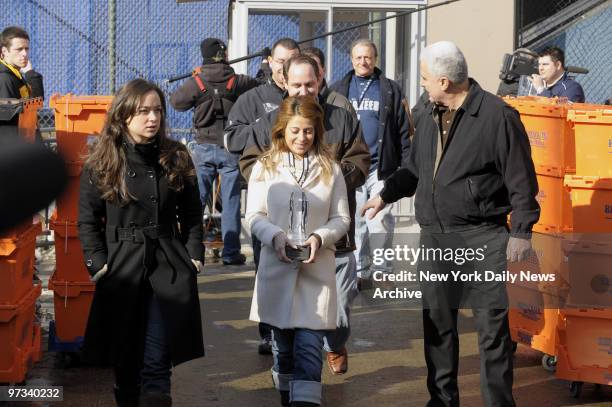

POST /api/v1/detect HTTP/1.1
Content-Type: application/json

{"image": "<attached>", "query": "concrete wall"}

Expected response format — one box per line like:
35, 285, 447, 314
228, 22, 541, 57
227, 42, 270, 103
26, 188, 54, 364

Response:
427, 0, 515, 93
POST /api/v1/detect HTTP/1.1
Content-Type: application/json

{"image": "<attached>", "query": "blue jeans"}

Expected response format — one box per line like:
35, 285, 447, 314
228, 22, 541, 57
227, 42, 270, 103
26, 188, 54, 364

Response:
271, 327, 325, 405
140, 293, 172, 394
188, 142, 242, 261
324, 252, 358, 352
354, 168, 395, 277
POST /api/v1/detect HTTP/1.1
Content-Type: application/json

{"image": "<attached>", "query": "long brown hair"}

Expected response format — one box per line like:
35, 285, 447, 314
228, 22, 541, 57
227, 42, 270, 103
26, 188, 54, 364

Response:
85, 78, 194, 204
259, 95, 334, 183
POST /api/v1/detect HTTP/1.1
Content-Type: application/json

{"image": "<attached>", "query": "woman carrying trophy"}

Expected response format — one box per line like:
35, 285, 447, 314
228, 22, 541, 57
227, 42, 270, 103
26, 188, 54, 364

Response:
245, 95, 350, 407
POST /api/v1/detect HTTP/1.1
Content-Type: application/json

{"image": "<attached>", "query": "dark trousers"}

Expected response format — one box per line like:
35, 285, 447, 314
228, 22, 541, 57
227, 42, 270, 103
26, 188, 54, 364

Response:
420, 225, 515, 407
114, 291, 172, 395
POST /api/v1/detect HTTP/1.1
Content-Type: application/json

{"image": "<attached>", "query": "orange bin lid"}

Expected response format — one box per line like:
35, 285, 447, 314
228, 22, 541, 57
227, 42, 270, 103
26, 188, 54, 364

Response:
49, 220, 79, 238
0, 284, 42, 322
48, 277, 95, 298
50, 94, 114, 116
563, 175, 612, 190
503, 96, 568, 118
567, 108, 612, 123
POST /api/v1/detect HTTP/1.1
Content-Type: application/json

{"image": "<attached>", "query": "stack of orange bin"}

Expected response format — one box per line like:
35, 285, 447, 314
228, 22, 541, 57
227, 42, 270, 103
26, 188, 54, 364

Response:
0, 98, 43, 382
503, 96, 575, 371
0, 223, 43, 383
18, 98, 44, 142
48, 94, 113, 352
0, 97, 43, 141
555, 108, 612, 397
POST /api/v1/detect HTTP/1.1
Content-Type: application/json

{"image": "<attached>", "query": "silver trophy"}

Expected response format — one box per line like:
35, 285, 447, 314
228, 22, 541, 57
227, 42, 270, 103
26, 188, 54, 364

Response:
286, 191, 311, 261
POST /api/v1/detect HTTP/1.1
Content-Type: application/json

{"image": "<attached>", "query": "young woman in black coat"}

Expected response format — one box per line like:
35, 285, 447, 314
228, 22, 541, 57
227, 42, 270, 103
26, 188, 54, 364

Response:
78, 79, 204, 407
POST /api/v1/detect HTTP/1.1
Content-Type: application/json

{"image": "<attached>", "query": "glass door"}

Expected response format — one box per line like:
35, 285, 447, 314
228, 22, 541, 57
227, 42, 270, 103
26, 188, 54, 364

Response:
246, 10, 328, 77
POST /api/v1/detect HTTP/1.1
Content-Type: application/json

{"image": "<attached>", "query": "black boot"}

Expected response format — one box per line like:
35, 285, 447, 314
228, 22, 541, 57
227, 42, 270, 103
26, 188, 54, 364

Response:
139, 392, 172, 407
113, 385, 140, 407
290, 402, 318, 407
280, 390, 290, 406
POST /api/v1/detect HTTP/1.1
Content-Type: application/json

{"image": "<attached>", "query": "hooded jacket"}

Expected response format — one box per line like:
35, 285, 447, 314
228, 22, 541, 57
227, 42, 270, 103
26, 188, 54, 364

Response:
170, 63, 258, 145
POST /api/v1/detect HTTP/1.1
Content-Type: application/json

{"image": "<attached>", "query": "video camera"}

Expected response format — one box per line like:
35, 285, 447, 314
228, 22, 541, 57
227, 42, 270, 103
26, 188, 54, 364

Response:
498, 48, 539, 82
496, 48, 589, 97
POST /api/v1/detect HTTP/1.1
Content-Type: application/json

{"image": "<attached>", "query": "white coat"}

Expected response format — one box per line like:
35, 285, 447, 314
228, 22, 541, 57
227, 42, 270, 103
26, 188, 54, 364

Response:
246, 155, 350, 330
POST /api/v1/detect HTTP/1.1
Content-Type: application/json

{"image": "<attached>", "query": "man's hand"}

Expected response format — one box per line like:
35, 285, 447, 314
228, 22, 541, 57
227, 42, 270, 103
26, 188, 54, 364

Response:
360, 195, 387, 220
529, 74, 545, 93
303, 234, 321, 264
191, 259, 203, 274
20, 60, 33, 74
91, 264, 108, 283
273, 232, 294, 263
506, 237, 532, 263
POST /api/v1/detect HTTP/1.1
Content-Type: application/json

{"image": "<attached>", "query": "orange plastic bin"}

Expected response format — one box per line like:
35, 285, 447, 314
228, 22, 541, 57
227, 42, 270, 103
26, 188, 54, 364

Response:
564, 176, 612, 237
532, 165, 573, 236
48, 276, 95, 344
50, 220, 90, 282
562, 239, 612, 308
0, 284, 41, 383
504, 96, 573, 175
55, 162, 83, 222
568, 109, 612, 178
18, 97, 43, 142
556, 308, 612, 392
50, 94, 113, 162
508, 233, 567, 363
0, 97, 43, 142
0, 222, 41, 304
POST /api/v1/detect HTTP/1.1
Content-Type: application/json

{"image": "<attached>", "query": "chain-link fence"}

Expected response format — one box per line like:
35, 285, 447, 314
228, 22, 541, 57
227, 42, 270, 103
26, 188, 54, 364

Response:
516, 0, 611, 104
247, 12, 300, 77
517, 0, 582, 29
246, 11, 331, 79
1, 0, 232, 140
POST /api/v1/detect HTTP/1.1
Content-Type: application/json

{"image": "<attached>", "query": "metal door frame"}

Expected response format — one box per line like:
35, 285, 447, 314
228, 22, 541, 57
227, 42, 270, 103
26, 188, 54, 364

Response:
230, 0, 427, 104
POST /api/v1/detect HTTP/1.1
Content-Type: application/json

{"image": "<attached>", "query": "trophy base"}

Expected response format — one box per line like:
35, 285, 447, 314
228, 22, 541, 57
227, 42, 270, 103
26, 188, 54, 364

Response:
286, 245, 311, 262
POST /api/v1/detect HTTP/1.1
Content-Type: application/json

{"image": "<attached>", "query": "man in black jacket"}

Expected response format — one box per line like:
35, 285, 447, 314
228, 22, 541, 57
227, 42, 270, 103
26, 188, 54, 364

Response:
0, 26, 44, 138
224, 38, 300, 154
223, 38, 300, 354
330, 39, 412, 288
0, 26, 44, 100
170, 38, 258, 266
236, 55, 370, 377
363, 41, 539, 407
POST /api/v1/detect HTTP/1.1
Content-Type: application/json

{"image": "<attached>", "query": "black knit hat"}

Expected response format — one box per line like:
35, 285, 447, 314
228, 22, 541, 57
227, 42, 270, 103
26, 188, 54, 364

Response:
200, 38, 227, 65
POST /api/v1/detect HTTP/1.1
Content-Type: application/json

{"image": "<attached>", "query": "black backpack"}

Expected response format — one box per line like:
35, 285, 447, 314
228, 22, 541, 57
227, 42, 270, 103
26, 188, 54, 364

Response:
192, 68, 238, 142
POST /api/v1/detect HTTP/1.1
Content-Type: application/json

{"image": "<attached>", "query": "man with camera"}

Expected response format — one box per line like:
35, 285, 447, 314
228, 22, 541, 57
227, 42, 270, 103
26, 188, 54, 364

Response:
530, 46, 585, 102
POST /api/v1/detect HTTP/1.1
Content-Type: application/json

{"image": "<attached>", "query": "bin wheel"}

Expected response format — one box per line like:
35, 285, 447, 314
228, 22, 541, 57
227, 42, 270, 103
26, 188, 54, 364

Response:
541, 354, 557, 372
570, 381, 583, 398
511, 341, 518, 354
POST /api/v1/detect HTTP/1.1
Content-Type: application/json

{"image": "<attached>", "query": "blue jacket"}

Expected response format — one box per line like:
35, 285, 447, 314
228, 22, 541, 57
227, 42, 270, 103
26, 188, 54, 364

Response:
538, 71, 585, 102
330, 68, 412, 179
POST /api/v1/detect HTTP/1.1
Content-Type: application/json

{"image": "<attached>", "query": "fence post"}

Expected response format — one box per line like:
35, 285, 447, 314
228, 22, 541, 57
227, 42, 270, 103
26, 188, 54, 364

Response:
109, 0, 117, 94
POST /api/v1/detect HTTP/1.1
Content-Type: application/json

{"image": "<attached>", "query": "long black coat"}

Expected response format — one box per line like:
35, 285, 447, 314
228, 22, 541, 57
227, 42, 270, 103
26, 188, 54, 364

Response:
78, 138, 204, 366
